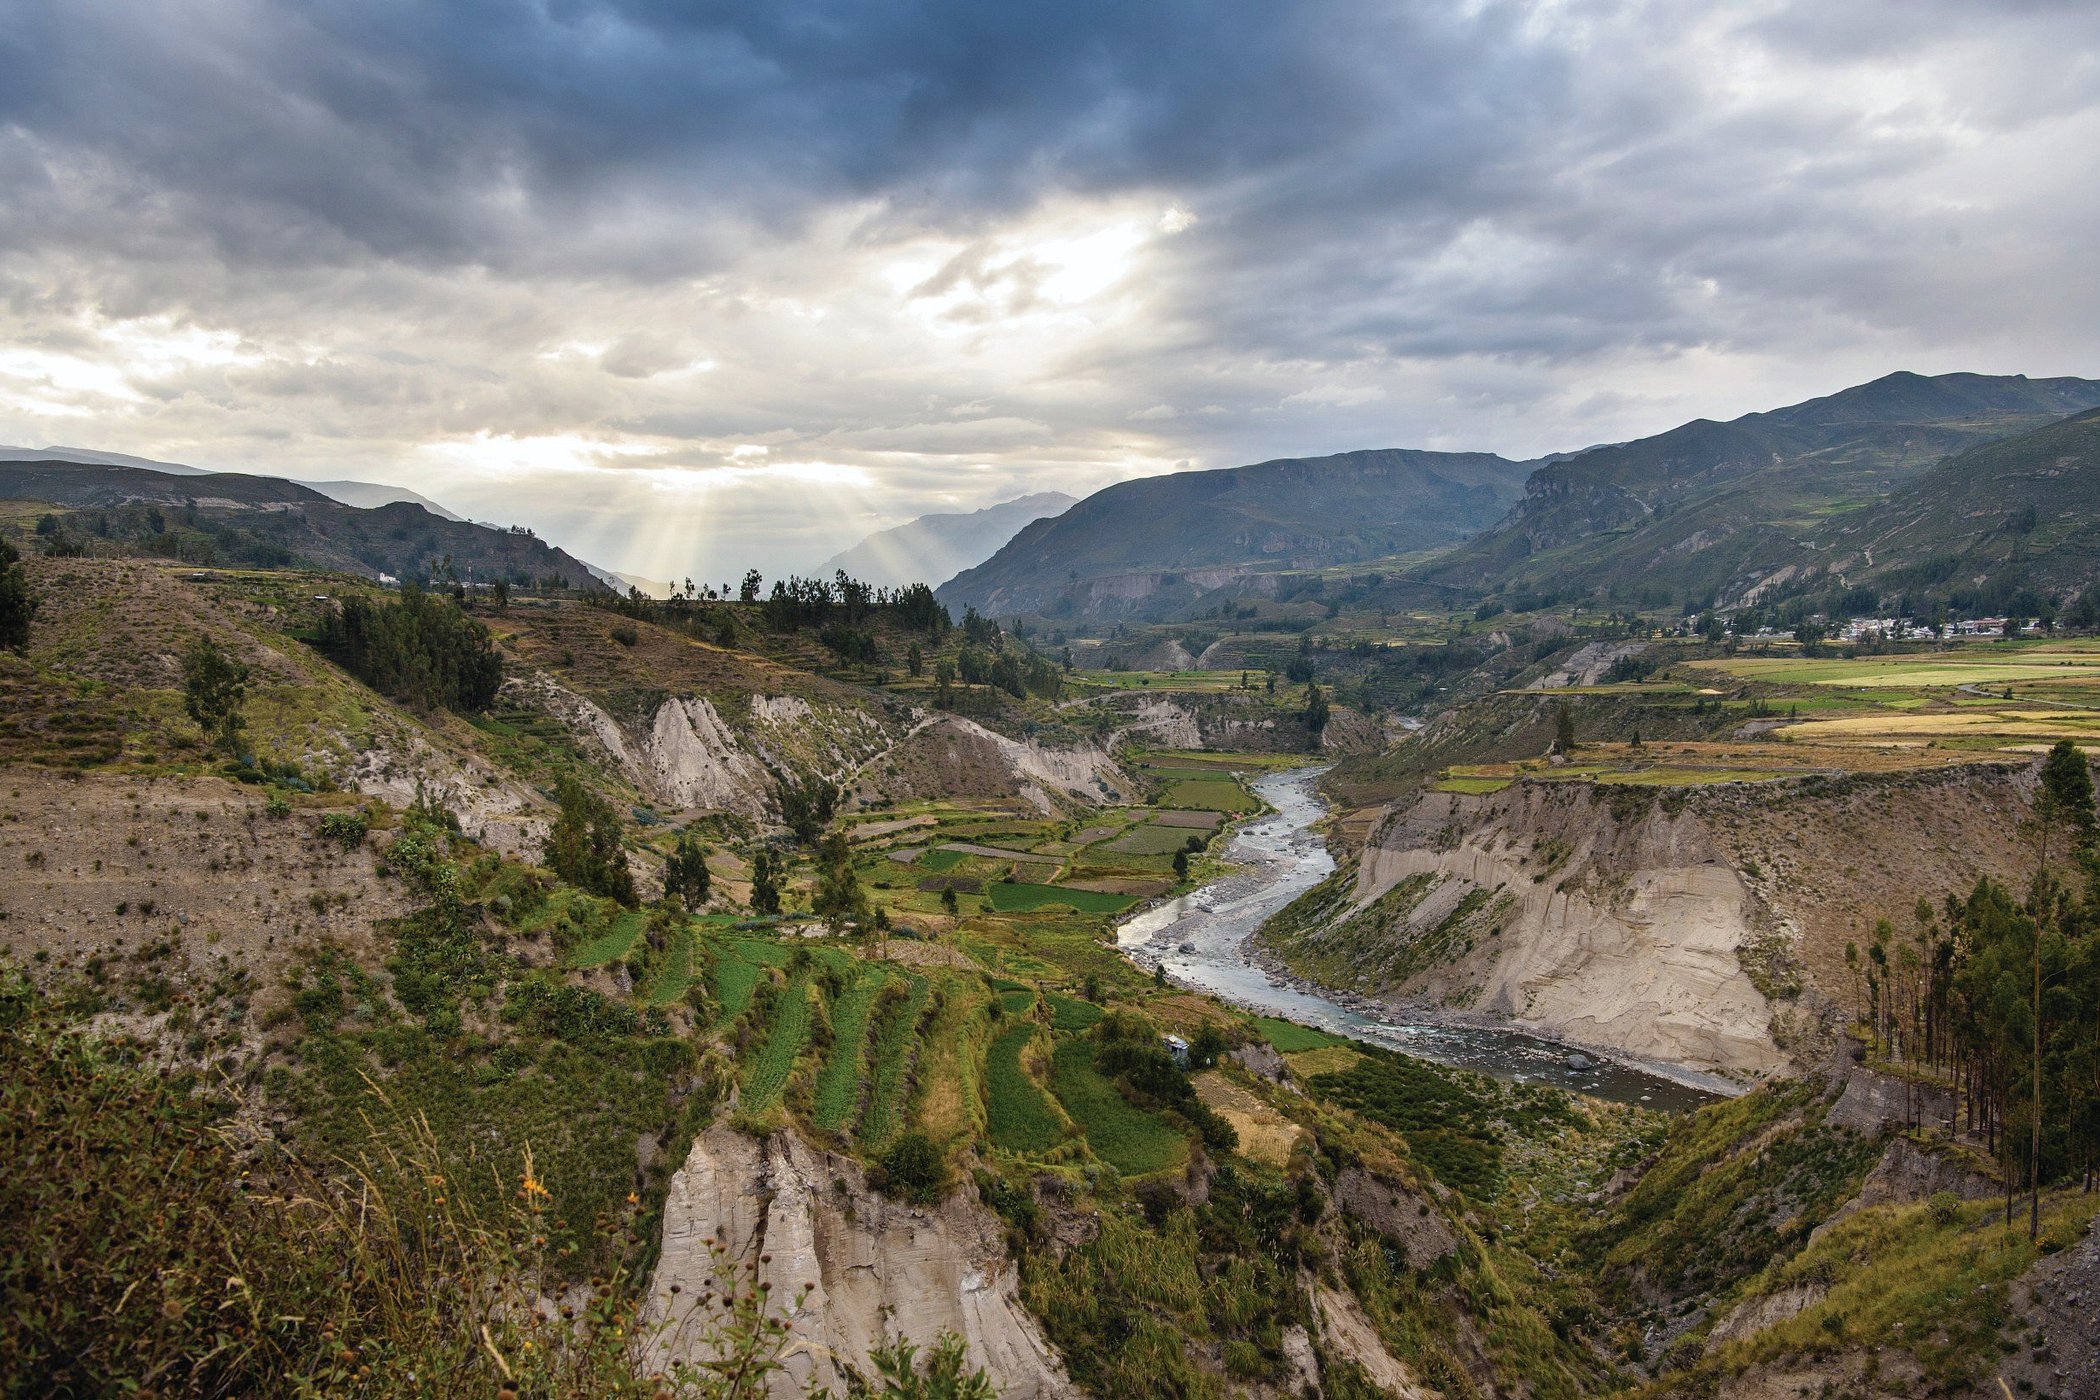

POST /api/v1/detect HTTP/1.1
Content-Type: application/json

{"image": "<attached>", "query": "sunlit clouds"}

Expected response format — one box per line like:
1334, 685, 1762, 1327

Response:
0, 0, 2095, 579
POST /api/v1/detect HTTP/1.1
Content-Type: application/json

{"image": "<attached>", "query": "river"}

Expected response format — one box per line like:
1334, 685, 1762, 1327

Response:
1115, 765, 1724, 1112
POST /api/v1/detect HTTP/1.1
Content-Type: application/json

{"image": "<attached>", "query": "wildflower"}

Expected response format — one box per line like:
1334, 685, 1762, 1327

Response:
519, 1173, 550, 1200
626, 1191, 639, 1205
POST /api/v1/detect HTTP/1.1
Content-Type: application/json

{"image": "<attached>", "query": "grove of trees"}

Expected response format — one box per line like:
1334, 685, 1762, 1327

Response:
1858, 741, 2100, 1235
319, 584, 502, 712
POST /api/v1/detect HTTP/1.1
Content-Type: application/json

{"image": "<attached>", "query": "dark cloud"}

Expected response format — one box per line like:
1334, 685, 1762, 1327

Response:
0, 0, 2095, 578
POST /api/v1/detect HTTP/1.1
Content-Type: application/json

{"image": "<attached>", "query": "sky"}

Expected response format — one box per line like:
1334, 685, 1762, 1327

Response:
2, 0, 2097, 583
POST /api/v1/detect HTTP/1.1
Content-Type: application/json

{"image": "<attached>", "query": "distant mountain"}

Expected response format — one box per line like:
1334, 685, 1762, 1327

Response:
820, 492, 1076, 592
0, 458, 604, 590
0, 444, 465, 521
1415, 371, 2100, 608
937, 451, 1529, 619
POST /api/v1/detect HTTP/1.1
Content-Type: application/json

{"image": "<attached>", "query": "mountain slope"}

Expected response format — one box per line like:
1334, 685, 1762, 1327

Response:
819, 491, 1075, 591
939, 449, 1530, 618
0, 458, 603, 589
1830, 405, 2100, 593
1417, 371, 2100, 606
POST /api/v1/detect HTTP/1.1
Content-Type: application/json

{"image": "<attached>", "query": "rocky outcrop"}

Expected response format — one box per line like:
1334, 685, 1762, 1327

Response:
645, 1123, 1073, 1398
1331, 1168, 1458, 1269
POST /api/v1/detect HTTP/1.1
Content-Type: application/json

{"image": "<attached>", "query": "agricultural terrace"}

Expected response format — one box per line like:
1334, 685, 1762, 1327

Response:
1690, 640, 2100, 757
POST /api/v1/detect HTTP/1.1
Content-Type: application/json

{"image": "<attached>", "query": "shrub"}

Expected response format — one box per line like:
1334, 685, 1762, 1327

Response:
877, 1130, 948, 1204
320, 808, 370, 850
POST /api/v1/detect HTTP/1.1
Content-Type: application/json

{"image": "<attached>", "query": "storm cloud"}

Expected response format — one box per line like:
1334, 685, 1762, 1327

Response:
1, 0, 2096, 579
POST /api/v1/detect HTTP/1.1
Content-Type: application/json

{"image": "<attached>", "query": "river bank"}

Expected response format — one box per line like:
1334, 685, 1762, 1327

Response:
1116, 764, 1731, 1111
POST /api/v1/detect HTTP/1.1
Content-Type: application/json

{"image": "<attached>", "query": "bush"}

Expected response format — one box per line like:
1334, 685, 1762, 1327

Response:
1927, 1189, 1961, 1226
877, 1130, 948, 1204
319, 808, 370, 849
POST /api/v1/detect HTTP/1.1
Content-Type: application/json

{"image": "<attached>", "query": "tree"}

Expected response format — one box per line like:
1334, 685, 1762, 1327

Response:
542, 777, 635, 905
2037, 740, 2096, 868
182, 636, 249, 754
813, 831, 869, 926
1172, 849, 1190, 882
906, 642, 924, 678
1302, 682, 1330, 741
1552, 704, 1576, 755
665, 828, 712, 910
2027, 739, 2095, 1236
0, 538, 35, 652
778, 776, 840, 846
749, 848, 782, 915
739, 569, 763, 603
939, 886, 959, 918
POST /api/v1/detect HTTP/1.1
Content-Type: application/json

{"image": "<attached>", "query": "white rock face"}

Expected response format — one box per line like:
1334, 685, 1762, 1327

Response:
1350, 783, 1789, 1077
935, 715, 1133, 812
643, 697, 773, 816
645, 1123, 1073, 1398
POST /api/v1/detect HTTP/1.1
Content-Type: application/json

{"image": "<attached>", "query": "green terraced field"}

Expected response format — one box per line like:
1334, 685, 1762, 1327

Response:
858, 974, 932, 1151
1162, 777, 1254, 812
1103, 823, 1202, 856
709, 948, 768, 1024
985, 1022, 1066, 1154
1047, 994, 1105, 1032
1049, 1039, 1186, 1176
987, 882, 1138, 915
812, 967, 888, 1131
640, 926, 697, 1007
741, 973, 814, 1112
566, 909, 648, 968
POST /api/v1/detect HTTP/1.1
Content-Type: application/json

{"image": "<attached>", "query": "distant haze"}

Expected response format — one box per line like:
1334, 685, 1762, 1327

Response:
820, 493, 1077, 591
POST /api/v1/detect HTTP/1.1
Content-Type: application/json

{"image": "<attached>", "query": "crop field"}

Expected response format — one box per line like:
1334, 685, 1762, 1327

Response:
1048, 1039, 1186, 1176
1069, 670, 1252, 693
709, 944, 768, 1024
1162, 777, 1256, 812
858, 974, 932, 1150
566, 909, 648, 968
1691, 643, 2100, 691
640, 926, 697, 1006
987, 881, 1138, 914
740, 973, 814, 1112
1047, 994, 1105, 1032
985, 1022, 1067, 1154
811, 967, 887, 1131
1775, 707, 2100, 748
1432, 775, 1512, 794
1102, 823, 1201, 855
